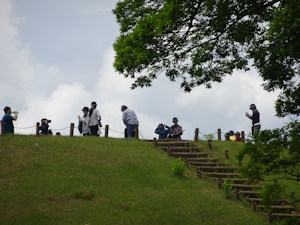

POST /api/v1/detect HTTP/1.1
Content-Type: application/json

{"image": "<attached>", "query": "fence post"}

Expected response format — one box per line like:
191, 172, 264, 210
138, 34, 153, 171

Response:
70, 123, 74, 137
134, 126, 139, 139
194, 128, 199, 142
105, 125, 109, 138
0, 120, 4, 135
241, 131, 245, 142
225, 150, 229, 159
36, 122, 40, 137
217, 128, 221, 141
153, 138, 157, 148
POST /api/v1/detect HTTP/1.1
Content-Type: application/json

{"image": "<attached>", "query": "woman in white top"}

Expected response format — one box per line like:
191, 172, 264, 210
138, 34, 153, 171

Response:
88, 101, 101, 136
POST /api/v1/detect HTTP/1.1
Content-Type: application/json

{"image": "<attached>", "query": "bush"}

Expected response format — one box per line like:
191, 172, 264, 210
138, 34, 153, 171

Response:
172, 157, 185, 177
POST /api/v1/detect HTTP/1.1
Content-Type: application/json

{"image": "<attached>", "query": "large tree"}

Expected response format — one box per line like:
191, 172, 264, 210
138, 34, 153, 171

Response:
113, 0, 300, 117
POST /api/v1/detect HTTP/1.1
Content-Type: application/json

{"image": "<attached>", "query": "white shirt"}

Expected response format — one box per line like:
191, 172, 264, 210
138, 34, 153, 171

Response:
122, 108, 139, 125
88, 109, 101, 126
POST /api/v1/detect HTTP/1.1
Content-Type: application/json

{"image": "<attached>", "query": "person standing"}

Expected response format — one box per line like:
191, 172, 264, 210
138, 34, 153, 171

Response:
169, 117, 183, 140
121, 105, 139, 138
78, 106, 90, 136
2, 106, 18, 134
88, 101, 101, 136
155, 123, 170, 140
246, 104, 261, 135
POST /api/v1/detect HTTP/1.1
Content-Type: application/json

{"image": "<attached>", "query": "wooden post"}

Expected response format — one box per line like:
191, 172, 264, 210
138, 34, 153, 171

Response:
105, 125, 109, 138
252, 201, 256, 212
70, 123, 74, 137
208, 140, 212, 150
153, 138, 157, 148
36, 122, 40, 137
218, 178, 222, 189
241, 131, 245, 142
268, 213, 273, 223
134, 126, 139, 139
0, 120, 4, 135
194, 128, 199, 142
167, 147, 172, 157
218, 128, 221, 141
225, 150, 229, 159
235, 189, 239, 200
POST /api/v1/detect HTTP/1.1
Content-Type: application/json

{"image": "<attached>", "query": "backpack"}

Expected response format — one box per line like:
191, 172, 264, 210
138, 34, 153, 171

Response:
78, 122, 82, 133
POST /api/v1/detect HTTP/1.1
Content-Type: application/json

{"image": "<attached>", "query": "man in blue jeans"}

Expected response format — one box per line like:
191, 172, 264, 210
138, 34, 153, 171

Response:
121, 105, 139, 138
2, 106, 18, 134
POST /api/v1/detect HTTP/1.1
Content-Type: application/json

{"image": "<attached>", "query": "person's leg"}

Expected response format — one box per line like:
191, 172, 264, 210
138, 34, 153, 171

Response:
253, 125, 261, 135
251, 126, 254, 135
127, 124, 134, 138
90, 125, 98, 136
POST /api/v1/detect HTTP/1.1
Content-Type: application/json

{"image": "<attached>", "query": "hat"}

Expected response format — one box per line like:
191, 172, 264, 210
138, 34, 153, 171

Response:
235, 132, 240, 135
172, 117, 178, 122
91, 101, 97, 106
249, 104, 256, 109
82, 106, 89, 112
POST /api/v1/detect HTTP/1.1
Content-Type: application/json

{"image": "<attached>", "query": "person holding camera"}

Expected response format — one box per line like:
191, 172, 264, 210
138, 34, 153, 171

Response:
88, 101, 102, 136
245, 103, 261, 135
78, 106, 90, 136
155, 123, 170, 140
39, 118, 52, 135
2, 106, 18, 134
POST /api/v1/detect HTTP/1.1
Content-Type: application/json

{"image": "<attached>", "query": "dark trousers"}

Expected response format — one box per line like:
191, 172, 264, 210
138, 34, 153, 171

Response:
90, 125, 99, 136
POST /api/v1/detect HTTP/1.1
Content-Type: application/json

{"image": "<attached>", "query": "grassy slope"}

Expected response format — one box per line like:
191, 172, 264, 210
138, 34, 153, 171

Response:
196, 140, 300, 206
0, 135, 270, 225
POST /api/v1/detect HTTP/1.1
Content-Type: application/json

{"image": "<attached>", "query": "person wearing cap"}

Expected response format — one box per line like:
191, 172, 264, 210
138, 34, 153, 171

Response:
88, 101, 102, 136
234, 132, 243, 142
245, 104, 261, 135
78, 106, 90, 136
2, 106, 18, 134
169, 117, 183, 139
121, 105, 139, 138
155, 123, 170, 140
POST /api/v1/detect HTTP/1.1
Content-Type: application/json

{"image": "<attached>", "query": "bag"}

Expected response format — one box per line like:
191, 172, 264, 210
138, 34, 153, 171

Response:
78, 122, 82, 133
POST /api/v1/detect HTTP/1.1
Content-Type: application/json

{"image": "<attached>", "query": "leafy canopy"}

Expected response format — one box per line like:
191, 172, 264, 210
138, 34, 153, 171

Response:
113, 0, 300, 117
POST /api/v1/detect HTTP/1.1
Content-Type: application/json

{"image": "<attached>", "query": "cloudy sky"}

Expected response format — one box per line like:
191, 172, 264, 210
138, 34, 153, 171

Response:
0, 0, 290, 139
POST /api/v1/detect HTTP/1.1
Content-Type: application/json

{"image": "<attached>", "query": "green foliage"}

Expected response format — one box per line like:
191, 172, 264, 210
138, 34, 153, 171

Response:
260, 182, 284, 212
113, 0, 300, 117
223, 178, 232, 199
280, 217, 300, 225
204, 133, 215, 141
172, 157, 185, 177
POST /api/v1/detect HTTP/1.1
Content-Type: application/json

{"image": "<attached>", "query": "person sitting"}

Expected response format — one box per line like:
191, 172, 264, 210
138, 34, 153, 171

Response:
229, 130, 236, 141
155, 123, 170, 140
169, 117, 183, 140
234, 132, 243, 142
39, 118, 52, 135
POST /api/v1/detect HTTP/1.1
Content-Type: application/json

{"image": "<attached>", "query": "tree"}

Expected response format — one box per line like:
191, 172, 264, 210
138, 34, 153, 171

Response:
113, 0, 300, 117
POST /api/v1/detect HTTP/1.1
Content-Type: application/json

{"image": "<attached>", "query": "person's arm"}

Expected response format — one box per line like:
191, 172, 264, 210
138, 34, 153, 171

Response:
13, 111, 18, 120
122, 111, 127, 125
96, 110, 101, 121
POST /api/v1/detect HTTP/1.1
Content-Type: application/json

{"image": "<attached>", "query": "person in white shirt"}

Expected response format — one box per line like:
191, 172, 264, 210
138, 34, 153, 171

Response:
121, 105, 139, 138
78, 106, 90, 136
88, 101, 101, 136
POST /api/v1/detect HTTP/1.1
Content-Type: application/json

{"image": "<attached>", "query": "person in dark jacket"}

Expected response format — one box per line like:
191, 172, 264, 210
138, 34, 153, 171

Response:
155, 124, 170, 140
2, 106, 18, 134
39, 118, 52, 135
169, 117, 183, 140
246, 104, 261, 135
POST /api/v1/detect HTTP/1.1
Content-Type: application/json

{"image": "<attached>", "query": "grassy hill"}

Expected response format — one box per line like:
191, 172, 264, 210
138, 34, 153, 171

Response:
0, 135, 271, 225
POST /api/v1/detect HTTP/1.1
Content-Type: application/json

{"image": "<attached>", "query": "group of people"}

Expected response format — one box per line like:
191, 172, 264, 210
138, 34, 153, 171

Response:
1, 103, 260, 139
154, 117, 183, 140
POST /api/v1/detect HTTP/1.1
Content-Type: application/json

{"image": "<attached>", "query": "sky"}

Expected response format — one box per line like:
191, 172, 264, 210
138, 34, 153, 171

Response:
0, 0, 290, 139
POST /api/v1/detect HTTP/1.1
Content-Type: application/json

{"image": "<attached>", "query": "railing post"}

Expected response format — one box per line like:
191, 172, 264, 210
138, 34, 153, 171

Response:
225, 150, 229, 159
218, 128, 221, 141
194, 128, 199, 142
105, 125, 109, 138
70, 123, 74, 137
134, 126, 139, 139
36, 122, 40, 137
0, 120, 4, 135
153, 138, 157, 148
241, 131, 245, 142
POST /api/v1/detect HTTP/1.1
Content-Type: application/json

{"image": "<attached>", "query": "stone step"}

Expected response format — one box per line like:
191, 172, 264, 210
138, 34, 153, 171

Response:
198, 171, 241, 178
197, 166, 237, 172
161, 146, 201, 152
171, 152, 210, 158
231, 184, 261, 190
187, 158, 219, 162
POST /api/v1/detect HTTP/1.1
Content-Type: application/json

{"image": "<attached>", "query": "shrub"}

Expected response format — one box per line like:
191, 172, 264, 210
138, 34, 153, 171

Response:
172, 157, 185, 177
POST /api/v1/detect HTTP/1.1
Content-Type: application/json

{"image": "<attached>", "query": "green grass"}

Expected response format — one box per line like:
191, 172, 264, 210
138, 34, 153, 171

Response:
0, 135, 272, 225
196, 140, 300, 207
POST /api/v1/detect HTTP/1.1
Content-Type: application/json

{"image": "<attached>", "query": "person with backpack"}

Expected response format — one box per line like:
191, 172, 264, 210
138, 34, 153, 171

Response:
88, 101, 102, 136
78, 106, 90, 136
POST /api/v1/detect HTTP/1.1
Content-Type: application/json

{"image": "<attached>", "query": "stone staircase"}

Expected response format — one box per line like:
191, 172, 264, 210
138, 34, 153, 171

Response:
153, 139, 300, 223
